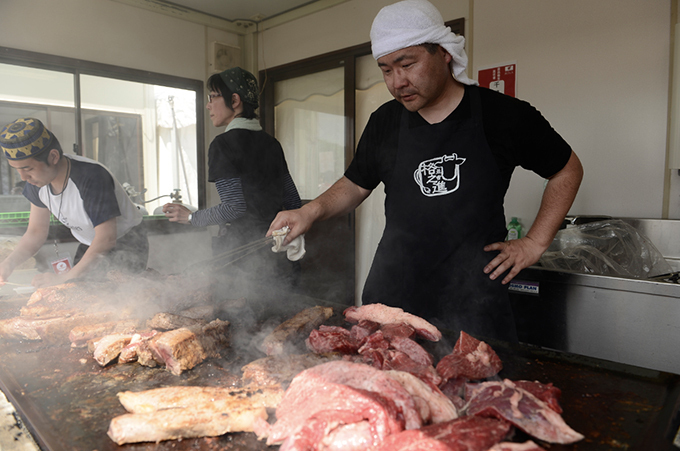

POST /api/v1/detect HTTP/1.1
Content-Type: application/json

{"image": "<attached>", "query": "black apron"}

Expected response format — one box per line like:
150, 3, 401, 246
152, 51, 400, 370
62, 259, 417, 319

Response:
362, 87, 517, 343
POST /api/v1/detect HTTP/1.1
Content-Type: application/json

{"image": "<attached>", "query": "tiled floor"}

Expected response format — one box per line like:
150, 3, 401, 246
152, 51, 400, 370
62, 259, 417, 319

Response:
0, 390, 39, 451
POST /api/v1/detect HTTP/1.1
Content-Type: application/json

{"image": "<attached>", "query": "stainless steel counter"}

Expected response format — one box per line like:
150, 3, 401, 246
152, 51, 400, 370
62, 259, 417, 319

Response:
510, 217, 680, 376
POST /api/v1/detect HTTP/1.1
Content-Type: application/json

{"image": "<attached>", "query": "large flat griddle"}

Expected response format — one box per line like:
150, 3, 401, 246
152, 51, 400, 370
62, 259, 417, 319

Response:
0, 296, 679, 451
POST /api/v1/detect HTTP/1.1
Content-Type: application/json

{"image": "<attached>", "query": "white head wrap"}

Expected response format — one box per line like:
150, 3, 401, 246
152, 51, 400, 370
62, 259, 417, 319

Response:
370, 0, 477, 85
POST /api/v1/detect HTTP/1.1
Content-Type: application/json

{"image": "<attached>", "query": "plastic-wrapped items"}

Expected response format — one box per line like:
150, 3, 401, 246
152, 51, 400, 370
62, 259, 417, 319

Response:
538, 220, 672, 279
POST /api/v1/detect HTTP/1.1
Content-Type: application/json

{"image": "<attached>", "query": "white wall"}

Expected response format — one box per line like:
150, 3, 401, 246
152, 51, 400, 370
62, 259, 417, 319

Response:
258, 0, 674, 227
259, 0, 469, 69
472, 0, 672, 228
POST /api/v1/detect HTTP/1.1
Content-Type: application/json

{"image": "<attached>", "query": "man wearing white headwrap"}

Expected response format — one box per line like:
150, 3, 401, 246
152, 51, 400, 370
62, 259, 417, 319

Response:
370, 0, 476, 86
269, 0, 583, 342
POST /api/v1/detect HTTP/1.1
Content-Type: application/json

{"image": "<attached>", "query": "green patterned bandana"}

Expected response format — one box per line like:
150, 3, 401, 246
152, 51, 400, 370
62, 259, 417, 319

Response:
218, 67, 259, 109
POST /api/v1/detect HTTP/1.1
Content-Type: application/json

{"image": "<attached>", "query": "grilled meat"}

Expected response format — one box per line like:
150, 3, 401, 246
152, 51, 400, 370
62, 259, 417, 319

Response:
93, 333, 134, 366
260, 306, 333, 356
108, 384, 284, 445
146, 312, 205, 330
108, 404, 268, 445
117, 385, 284, 413
69, 319, 142, 348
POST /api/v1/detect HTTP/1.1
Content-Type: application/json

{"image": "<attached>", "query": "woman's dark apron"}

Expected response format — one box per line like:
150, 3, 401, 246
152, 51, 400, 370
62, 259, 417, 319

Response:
362, 87, 517, 342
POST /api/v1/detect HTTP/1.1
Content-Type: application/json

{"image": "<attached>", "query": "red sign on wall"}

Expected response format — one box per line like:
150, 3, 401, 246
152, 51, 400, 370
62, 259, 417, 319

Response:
478, 64, 516, 98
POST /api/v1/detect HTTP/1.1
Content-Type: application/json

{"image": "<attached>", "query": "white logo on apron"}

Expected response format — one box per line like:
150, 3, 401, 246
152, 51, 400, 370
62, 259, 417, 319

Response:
413, 153, 466, 196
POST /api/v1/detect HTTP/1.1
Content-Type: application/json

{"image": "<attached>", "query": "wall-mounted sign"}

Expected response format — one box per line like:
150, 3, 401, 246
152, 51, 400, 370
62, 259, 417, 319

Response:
478, 63, 516, 98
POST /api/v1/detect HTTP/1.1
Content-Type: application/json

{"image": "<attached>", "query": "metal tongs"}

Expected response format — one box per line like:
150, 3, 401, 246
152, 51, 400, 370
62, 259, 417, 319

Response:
183, 227, 291, 274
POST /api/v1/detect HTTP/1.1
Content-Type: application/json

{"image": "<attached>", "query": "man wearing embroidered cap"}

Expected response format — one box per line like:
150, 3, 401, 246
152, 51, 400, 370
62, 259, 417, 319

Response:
163, 67, 302, 295
0, 117, 149, 288
269, 0, 583, 341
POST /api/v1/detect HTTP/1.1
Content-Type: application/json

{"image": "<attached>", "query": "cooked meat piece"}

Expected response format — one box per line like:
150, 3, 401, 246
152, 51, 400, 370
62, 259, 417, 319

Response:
93, 333, 134, 366
344, 304, 441, 342
383, 370, 458, 424
374, 416, 512, 451
26, 283, 79, 306
108, 384, 284, 445
69, 319, 142, 348
186, 319, 230, 358
107, 405, 268, 445
261, 306, 333, 356
178, 304, 215, 320
0, 312, 111, 342
117, 385, 284, 413
136, 335, 164, 368
146, 312, 205, 330
0, 316, 63, 340
241, 352, 342, 387
465, 379, 584, 444
119, 330, 160, 363
436, 331, 503, 382
151, 328, 206, 376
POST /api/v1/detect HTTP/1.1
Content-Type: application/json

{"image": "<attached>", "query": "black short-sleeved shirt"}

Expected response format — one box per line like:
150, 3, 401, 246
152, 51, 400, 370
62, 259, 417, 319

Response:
345, 85, 572, 193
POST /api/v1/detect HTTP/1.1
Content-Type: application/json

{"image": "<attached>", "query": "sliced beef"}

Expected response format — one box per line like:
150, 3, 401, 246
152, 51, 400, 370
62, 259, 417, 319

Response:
465, 379, 584, 444
389, 335, 434, 366
513, 380, 563, 414
306, 326, 360, 354
436, 332, 502, 382
268, 383, 402, 448
344, 304, 442, 342
380, 322, 416, 340
261, 306, 333, 356
375, 416, 512, 451
295, 360, 422, 430
384, 370, 458, 424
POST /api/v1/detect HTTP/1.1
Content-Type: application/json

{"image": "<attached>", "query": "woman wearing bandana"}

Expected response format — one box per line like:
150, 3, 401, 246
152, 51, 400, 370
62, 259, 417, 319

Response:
164, 67, 302, 295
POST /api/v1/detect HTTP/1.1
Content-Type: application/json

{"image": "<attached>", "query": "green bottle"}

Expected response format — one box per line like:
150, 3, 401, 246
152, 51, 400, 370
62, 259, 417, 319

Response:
507, 217, 522, 240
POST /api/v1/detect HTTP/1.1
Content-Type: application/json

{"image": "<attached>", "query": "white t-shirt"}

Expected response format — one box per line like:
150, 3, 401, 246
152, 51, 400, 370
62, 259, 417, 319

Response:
23, 155, 142, 246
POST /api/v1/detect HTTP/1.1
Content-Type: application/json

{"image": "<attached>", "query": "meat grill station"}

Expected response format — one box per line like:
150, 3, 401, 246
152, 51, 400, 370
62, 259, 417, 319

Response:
0, 262, 679, 451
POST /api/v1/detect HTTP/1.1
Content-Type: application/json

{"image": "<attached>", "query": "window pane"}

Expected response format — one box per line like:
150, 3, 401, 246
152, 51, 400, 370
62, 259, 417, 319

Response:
80, 76, 198, 214
0, 64, 76, 205
274, 67, 345, 199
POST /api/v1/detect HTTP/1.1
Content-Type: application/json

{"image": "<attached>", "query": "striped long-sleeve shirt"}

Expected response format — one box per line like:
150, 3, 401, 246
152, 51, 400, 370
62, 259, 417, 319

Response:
189, 172, 301, 227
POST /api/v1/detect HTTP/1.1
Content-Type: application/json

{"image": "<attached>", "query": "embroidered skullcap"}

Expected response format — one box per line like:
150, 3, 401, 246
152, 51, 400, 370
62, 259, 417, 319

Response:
370, 0, 477, 85
0, 117, 57, 161
218, 67, 259, 109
